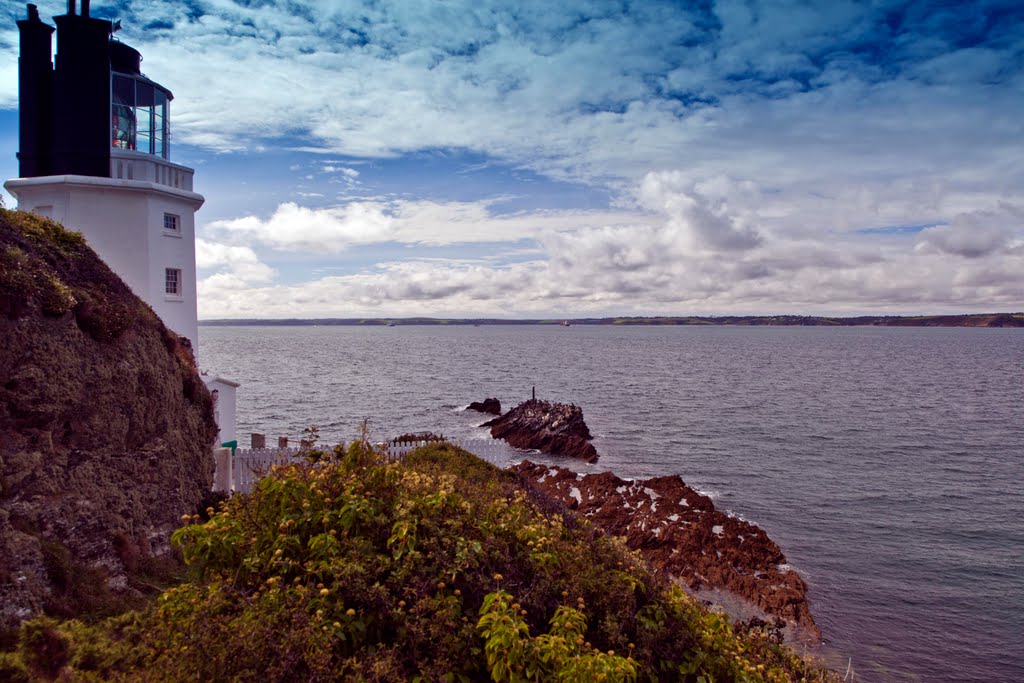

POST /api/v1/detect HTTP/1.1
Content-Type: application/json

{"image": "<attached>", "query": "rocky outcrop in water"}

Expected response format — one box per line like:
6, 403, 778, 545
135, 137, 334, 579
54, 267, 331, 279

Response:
483, 399, 598, 463
511, 461, 820, 640
466, 398, 501, 415
0, 210, 218, 631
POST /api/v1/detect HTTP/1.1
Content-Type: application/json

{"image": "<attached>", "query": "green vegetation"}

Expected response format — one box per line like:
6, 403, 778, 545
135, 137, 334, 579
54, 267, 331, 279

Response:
1, 443, 837, 681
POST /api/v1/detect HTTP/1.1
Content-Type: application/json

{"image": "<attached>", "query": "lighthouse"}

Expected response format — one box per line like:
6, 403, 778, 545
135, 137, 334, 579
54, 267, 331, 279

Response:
5, 2, 239, 446
5, 1, 202, 354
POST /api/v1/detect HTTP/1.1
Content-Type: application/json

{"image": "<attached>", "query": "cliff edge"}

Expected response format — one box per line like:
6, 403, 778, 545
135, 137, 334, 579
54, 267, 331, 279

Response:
0, 209, 217, 632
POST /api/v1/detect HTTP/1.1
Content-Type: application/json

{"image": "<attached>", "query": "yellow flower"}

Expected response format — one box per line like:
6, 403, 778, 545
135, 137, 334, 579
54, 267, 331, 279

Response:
346, 608, 356, 617
320, 588, 329, 596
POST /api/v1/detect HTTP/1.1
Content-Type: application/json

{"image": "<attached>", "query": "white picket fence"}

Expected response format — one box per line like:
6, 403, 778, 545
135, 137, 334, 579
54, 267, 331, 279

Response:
214, 438, 515, 495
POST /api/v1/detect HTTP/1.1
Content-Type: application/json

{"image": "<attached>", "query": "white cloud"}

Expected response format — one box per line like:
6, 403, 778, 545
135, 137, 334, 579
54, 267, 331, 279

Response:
196, 175, 1024, 318
916, 208, 1019, 258
322, 166, 359, 178
196, 238, 276, 284
638, 172, 762, 251
206, 198, 657, 251
208, 202, 395, 252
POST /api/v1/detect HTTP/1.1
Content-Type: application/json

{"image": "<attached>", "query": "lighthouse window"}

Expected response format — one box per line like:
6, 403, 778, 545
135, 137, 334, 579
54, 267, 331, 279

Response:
112, 75, 136, 151
135, 81, 154, 157
165, 268, 182, 297
163, 213, 180, 234
112, 74, 170, 159
154, 90, 168, 158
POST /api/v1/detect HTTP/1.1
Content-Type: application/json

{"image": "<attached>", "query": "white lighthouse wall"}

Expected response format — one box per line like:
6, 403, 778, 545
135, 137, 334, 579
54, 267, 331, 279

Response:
204, 377, 239, 445
145, 194, 200, 357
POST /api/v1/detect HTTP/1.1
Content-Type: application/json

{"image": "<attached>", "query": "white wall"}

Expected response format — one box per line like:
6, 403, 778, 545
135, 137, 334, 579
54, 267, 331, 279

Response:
205, 377, 238, 445
4, 174, 204, 355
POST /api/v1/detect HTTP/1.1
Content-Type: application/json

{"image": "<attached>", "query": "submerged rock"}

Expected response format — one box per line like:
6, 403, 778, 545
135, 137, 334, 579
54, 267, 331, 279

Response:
483, 399, 597, 463
512, 460, 820, 641
0, 210, 218, 630
466, 397, 501, 415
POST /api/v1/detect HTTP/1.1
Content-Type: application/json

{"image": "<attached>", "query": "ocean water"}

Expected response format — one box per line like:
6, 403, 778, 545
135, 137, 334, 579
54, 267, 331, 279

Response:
199, 325, 1024, 682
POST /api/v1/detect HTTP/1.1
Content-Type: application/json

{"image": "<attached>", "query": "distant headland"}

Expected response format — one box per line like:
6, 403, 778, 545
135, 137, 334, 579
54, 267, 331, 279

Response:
201, 313, 1024, 327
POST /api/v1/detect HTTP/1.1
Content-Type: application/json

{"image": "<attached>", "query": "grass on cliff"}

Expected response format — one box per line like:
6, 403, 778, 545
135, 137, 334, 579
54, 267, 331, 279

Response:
0, 443, 838, 682
0, 209, 201, 360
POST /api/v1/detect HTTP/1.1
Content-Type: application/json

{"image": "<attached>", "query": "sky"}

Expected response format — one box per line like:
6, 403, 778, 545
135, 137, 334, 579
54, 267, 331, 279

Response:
1, 0, 1022, 319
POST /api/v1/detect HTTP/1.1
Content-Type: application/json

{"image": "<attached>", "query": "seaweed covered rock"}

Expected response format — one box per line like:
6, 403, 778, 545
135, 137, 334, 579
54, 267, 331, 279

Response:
512, 461, 821, 641
0, 210, 217, 632
482, 398, 598, 462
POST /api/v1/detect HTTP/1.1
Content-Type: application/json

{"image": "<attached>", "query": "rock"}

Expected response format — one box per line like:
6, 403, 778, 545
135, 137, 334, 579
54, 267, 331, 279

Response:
466, 398, 501, 415
483, 399, 598, 463
0, 210, 218, 631
511, 460, 821, 640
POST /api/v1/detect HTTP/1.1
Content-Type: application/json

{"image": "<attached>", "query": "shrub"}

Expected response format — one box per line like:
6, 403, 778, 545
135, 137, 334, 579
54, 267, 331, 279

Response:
1, 445, 838, 682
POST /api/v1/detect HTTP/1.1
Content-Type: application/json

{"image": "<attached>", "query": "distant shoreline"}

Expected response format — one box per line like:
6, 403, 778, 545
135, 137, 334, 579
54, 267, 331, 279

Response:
200, 313, 1024, 328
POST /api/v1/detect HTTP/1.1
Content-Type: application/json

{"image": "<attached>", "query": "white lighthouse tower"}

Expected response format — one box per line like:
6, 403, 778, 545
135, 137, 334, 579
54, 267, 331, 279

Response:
4, 1, 238, 445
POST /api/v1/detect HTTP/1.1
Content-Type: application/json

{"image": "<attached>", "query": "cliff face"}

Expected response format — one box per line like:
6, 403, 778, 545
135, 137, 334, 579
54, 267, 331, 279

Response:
0, 210, 217, 631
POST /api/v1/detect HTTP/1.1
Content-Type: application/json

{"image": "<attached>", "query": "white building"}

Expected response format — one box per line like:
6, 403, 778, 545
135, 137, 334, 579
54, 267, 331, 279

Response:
4, 1, 238, 446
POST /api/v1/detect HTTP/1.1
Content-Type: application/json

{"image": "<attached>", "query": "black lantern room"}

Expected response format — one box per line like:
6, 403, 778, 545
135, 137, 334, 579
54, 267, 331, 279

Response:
16, 1, 173, 179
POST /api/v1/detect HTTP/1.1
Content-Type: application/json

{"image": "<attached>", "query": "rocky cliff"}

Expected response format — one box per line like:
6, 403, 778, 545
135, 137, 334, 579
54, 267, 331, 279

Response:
483, 399, 598, 462
512, 461, 820, 641
0, 210, 217, 633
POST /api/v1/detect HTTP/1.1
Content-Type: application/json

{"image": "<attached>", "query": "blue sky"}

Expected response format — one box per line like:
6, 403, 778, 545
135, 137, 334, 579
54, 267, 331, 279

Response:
1, 0, 1022, 318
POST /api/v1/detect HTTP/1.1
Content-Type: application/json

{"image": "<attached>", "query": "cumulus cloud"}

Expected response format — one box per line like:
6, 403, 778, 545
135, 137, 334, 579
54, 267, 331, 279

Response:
195, 175, 1024, 319
916, 209, 1018, 258
196, 238, 276, 285
208, 202, 395, 252
207, 198, 656, 251
638, 172, 762, 251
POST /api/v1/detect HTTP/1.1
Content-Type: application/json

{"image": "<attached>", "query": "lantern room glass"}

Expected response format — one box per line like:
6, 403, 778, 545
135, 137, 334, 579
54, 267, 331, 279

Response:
111, 74, 169, 158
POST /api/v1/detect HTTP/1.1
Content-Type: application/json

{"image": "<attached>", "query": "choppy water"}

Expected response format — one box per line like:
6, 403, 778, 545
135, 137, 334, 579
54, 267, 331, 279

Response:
200, 325, 1024, 682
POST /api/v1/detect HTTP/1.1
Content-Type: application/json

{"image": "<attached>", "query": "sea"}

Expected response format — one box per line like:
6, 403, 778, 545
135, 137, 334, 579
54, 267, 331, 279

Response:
199, 324, 1024, 683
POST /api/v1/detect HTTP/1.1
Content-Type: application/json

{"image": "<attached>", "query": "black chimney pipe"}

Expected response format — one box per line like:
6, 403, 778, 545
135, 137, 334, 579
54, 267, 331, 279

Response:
52, 8, 113, 176
81, 0, 90, 17
16, 3, 55, 177
67, 0, 76, 16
